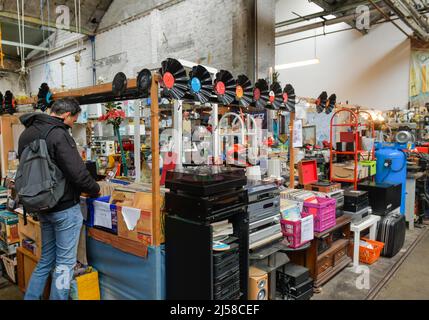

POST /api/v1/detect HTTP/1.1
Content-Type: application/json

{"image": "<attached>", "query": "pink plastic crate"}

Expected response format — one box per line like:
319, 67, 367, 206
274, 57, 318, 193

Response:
280, 212, 313, 249
303, 197, 336, 232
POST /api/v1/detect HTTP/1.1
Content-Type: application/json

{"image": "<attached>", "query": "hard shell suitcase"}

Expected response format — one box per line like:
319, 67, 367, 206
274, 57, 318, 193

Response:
377, 213, 406, 257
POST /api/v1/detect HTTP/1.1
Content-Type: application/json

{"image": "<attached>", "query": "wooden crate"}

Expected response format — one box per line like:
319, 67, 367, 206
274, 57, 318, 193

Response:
17, 214, 42, 260
16, 247, 50, 298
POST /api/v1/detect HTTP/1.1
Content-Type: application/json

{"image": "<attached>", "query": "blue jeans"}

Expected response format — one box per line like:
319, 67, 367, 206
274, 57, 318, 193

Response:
24, 204, 83, 300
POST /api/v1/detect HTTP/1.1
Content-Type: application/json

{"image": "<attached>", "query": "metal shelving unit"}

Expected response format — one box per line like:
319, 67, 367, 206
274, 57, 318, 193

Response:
329, 109, 375, 190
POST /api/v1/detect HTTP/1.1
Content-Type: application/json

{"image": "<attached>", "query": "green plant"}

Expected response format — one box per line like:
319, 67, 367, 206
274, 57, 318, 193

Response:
99, 102, 128, 176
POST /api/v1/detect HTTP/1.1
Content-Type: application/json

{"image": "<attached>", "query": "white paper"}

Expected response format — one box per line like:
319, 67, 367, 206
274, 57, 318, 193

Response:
93, 201, 112, 229
293, 119, 303, 148
301, 215, 314, 242
121, 206, 141, 231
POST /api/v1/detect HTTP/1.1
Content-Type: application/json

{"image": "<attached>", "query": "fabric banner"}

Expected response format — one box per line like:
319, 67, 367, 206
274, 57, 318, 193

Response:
410, 39, 429, 109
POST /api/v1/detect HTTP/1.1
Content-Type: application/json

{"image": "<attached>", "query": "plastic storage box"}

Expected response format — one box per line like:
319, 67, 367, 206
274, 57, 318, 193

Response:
280, 211, 313, 248
303, 197, 336, 232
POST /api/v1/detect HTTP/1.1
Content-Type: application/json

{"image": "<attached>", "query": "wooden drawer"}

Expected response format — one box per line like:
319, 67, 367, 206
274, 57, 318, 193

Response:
316, 254, 333, 276
333, 243, 348, 265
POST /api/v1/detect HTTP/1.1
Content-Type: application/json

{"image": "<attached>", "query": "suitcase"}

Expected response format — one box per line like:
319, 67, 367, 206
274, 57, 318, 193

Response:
377, 213, 406, 257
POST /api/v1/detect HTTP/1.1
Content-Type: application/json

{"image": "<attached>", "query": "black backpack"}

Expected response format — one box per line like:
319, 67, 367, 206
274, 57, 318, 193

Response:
15, 126, 66, 213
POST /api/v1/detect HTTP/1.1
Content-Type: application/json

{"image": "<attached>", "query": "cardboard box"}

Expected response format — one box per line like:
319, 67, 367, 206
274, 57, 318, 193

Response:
0, 210, 19, 245
332, 161, 368, 180
111, 190, 165, 245
117, 206, 153, 246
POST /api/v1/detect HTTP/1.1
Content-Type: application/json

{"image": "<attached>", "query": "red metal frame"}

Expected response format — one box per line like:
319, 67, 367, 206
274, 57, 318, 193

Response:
329, 109, 375, 190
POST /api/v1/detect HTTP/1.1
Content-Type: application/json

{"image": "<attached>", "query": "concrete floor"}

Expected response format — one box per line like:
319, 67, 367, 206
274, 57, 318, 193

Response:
1, 225, 428, 300
312, 224, 428, 300
0, 278, 23, 300
375, 229, 429, 300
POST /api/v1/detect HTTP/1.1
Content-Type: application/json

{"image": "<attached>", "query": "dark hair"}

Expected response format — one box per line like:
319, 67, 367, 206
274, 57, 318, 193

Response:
50, 98, 81, 116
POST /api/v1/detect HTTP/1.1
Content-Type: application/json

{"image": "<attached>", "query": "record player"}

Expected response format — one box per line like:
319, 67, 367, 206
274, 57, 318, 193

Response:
165, 166, 247, 196
304, 181, 341, 193
165, 189, 247, 222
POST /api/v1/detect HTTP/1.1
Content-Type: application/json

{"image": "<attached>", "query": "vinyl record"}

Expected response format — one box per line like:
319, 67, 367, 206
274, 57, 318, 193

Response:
3, 90, 15, 114
326, 93, 336, 114
136, 69, 152, 97
112, 72, 128, 96
36, 83, 53, 112
283, 84, 296, 112
253, 79, 269, 109
189, 65, 213, 103
214, 70, 236, 105
236, 74, 253, 108
266, 82, 283, 110
316, 91, 328, 114
159, 58, 189, 100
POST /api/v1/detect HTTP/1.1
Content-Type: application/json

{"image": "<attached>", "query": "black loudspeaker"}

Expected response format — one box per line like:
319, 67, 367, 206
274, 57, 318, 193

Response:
358, 182, 401, 216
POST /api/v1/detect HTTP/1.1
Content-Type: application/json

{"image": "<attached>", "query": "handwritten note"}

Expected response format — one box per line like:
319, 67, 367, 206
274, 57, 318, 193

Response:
301, 215, 314, 243
93, 201, 112, 229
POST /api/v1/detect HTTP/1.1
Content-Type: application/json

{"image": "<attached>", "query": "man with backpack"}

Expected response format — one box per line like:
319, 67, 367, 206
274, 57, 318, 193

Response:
17, 98, 100, 300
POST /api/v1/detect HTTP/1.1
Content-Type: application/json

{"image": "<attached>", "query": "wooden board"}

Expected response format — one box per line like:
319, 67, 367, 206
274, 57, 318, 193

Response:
0, 115, 20, 178
150, 75, 161, 246
87, 227, 148, 259
52, 79, 138, 100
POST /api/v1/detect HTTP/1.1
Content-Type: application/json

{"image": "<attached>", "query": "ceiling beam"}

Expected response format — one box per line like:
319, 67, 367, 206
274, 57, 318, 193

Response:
276, 7, 384, 37
0, 11, 94, 36
1, 39, 49, 52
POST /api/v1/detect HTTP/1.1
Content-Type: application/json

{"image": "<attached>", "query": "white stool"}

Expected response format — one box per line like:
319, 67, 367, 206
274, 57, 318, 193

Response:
350, 215, 381, 269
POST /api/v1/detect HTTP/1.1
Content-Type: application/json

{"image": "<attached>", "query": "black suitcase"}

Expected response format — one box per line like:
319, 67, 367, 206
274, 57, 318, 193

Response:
377, 213, 406, 257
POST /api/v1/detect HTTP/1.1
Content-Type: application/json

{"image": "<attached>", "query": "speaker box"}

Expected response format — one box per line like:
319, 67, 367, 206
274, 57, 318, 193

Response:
248, 266, 268, 300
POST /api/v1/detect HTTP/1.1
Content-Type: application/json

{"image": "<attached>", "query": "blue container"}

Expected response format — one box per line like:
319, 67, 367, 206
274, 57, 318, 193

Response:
84, 196, 118, 234
375, 146, 407, 214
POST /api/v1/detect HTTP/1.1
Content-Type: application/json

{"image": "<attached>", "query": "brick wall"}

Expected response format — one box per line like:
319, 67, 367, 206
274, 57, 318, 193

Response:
27, 0, 254, 94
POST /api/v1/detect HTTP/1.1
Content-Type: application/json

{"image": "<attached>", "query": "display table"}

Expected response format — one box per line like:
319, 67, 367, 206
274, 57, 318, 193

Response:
296, 216, 352, 288
350, 215, 381, 269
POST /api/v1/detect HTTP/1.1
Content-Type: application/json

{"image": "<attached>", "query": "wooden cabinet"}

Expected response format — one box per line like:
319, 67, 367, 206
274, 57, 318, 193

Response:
16, 247, 51, 299
287, 216, 352, 288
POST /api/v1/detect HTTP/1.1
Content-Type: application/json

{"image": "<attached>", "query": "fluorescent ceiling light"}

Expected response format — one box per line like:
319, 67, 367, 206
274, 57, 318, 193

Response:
275, 58, 320, 70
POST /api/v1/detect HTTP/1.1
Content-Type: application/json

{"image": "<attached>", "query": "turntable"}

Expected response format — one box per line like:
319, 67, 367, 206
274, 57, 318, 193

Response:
165, 166, 247, 196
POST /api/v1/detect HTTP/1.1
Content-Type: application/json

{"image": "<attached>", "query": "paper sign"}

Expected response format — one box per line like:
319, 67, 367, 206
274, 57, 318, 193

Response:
301, 215, 314, 243
293, 119, 303, 148
93, 201, 112, 229
121, 206, 141, 231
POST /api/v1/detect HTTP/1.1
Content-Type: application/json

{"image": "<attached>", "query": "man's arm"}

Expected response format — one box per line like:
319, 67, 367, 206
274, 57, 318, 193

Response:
53, 130, 100, 196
